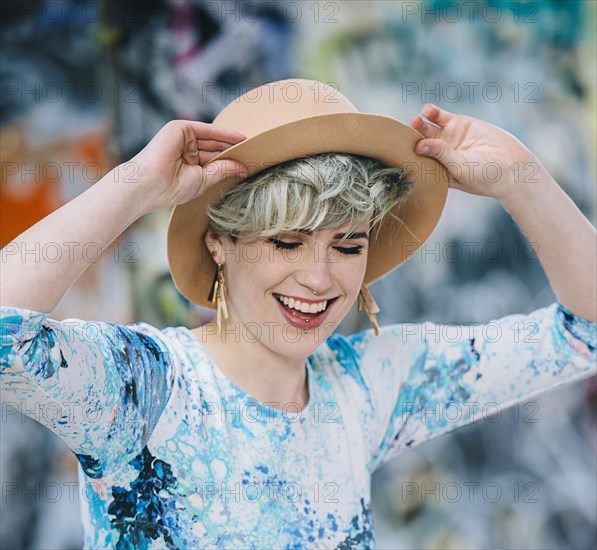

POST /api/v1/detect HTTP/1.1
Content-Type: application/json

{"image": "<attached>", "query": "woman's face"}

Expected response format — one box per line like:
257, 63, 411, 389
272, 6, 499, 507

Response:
205, 222, 370, 359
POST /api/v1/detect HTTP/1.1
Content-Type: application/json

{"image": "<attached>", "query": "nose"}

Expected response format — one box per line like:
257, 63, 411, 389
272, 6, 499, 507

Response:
295, 245, 334, 295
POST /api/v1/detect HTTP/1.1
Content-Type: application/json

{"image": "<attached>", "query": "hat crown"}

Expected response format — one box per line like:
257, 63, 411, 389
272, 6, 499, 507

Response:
213, 79, 358, 137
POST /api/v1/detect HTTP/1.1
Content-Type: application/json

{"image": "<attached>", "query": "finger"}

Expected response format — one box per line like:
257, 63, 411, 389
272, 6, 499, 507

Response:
201, 160, 248, 187
186, 121, 247, 144
198, 150, 229, 165
415, 138, 466, 184
183, 134, 244, 165
181, 130, 200, 165
420, 104, 455, 128
410, 114, 442, 139
196, 139, 242, 153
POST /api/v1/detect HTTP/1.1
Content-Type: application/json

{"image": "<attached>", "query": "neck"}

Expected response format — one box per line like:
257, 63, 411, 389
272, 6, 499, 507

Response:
191, 321, 309, 411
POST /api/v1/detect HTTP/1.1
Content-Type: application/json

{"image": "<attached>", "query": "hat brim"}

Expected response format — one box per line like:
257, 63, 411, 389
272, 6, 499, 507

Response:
167, 112, 449, 308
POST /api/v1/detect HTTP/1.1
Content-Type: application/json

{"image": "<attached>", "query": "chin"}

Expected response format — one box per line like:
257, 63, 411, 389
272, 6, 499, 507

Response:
270, 322, 340, 358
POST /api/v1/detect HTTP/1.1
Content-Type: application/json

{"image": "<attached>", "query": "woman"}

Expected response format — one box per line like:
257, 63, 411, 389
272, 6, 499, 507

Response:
1, 79, 595, 549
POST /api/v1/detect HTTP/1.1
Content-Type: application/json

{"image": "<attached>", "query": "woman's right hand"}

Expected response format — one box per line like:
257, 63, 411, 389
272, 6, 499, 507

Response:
0, 120, 247, 313
128, 120, 248, 211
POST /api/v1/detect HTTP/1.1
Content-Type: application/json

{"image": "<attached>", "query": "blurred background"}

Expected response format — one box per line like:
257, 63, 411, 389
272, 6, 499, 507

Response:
1, 0, 595, 548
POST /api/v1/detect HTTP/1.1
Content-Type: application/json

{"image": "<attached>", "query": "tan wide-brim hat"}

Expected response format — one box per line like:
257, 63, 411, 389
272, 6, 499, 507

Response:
167, 79, 449, 308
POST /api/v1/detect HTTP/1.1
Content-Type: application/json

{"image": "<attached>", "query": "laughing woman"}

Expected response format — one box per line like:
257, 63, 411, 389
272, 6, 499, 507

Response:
1, 80, 595, 549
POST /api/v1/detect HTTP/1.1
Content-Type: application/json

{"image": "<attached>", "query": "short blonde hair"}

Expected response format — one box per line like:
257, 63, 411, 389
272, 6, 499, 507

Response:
207, 153, 411, 240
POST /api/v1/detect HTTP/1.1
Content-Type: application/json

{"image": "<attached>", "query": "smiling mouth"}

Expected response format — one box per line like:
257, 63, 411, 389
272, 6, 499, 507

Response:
273, 293, 337, 322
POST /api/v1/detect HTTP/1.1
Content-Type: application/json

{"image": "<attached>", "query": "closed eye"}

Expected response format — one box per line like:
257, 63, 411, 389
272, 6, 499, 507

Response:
269, 238, 301, 250
333, 246, 363, 255
268, 238, 364, 255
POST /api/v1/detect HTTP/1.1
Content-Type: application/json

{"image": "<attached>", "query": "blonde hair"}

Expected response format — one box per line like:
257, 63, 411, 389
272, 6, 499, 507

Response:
207, 153, 411, 240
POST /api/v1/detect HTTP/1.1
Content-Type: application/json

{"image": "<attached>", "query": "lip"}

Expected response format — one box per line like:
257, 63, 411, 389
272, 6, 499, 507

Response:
273, 294, 337, 331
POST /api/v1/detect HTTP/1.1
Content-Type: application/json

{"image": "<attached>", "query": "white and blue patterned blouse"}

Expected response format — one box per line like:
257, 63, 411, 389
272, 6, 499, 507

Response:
1, 302, 595, 549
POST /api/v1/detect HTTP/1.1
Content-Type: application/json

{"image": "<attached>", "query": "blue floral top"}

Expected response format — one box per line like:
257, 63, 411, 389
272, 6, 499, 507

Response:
1, 303, 595, 549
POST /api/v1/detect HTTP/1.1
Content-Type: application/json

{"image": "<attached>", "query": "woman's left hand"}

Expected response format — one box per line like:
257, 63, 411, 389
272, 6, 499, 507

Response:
412, 104, 597, 323
411, 104, 537, 202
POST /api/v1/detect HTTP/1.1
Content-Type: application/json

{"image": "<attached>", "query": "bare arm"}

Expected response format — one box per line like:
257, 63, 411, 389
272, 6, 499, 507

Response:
499, 159, 596, 321
1, 120, 247, 313
411, 105, 596, 322
1, 169, 149, 312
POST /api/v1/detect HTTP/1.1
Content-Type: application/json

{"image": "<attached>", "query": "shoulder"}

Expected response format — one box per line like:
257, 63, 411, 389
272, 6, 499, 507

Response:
307, 332, 372, 391
128, 322, 197, 359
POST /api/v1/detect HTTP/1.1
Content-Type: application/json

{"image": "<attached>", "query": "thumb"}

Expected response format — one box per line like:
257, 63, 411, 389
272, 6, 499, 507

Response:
415, 138, 465, 182
202, 160, 248, 187
416, 138, 461, 164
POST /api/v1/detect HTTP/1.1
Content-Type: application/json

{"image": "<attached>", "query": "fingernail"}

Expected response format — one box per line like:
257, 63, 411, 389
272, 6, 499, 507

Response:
420, 146, 430, 155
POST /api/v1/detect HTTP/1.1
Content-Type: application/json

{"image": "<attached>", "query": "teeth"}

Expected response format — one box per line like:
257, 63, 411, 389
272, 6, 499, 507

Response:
276, 294, 328, 314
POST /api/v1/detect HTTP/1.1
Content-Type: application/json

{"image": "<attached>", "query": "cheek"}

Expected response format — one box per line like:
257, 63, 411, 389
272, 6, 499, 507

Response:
336, 257, 367, 304
222, 262, 255, 306
350, 255, 368, 286
350, 259, 368, 300
225, 247, 283, 304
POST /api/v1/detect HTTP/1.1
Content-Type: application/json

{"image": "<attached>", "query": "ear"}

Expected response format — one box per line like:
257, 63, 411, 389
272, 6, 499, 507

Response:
204, 229, 224, 264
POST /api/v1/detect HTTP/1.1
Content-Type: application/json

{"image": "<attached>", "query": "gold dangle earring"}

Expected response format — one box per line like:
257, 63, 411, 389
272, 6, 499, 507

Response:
358, 284, 380, 336
208, 262, 229, 332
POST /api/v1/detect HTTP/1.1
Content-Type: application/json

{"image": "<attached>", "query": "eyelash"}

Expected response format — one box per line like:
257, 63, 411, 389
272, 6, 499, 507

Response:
268, 238, 364, 255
